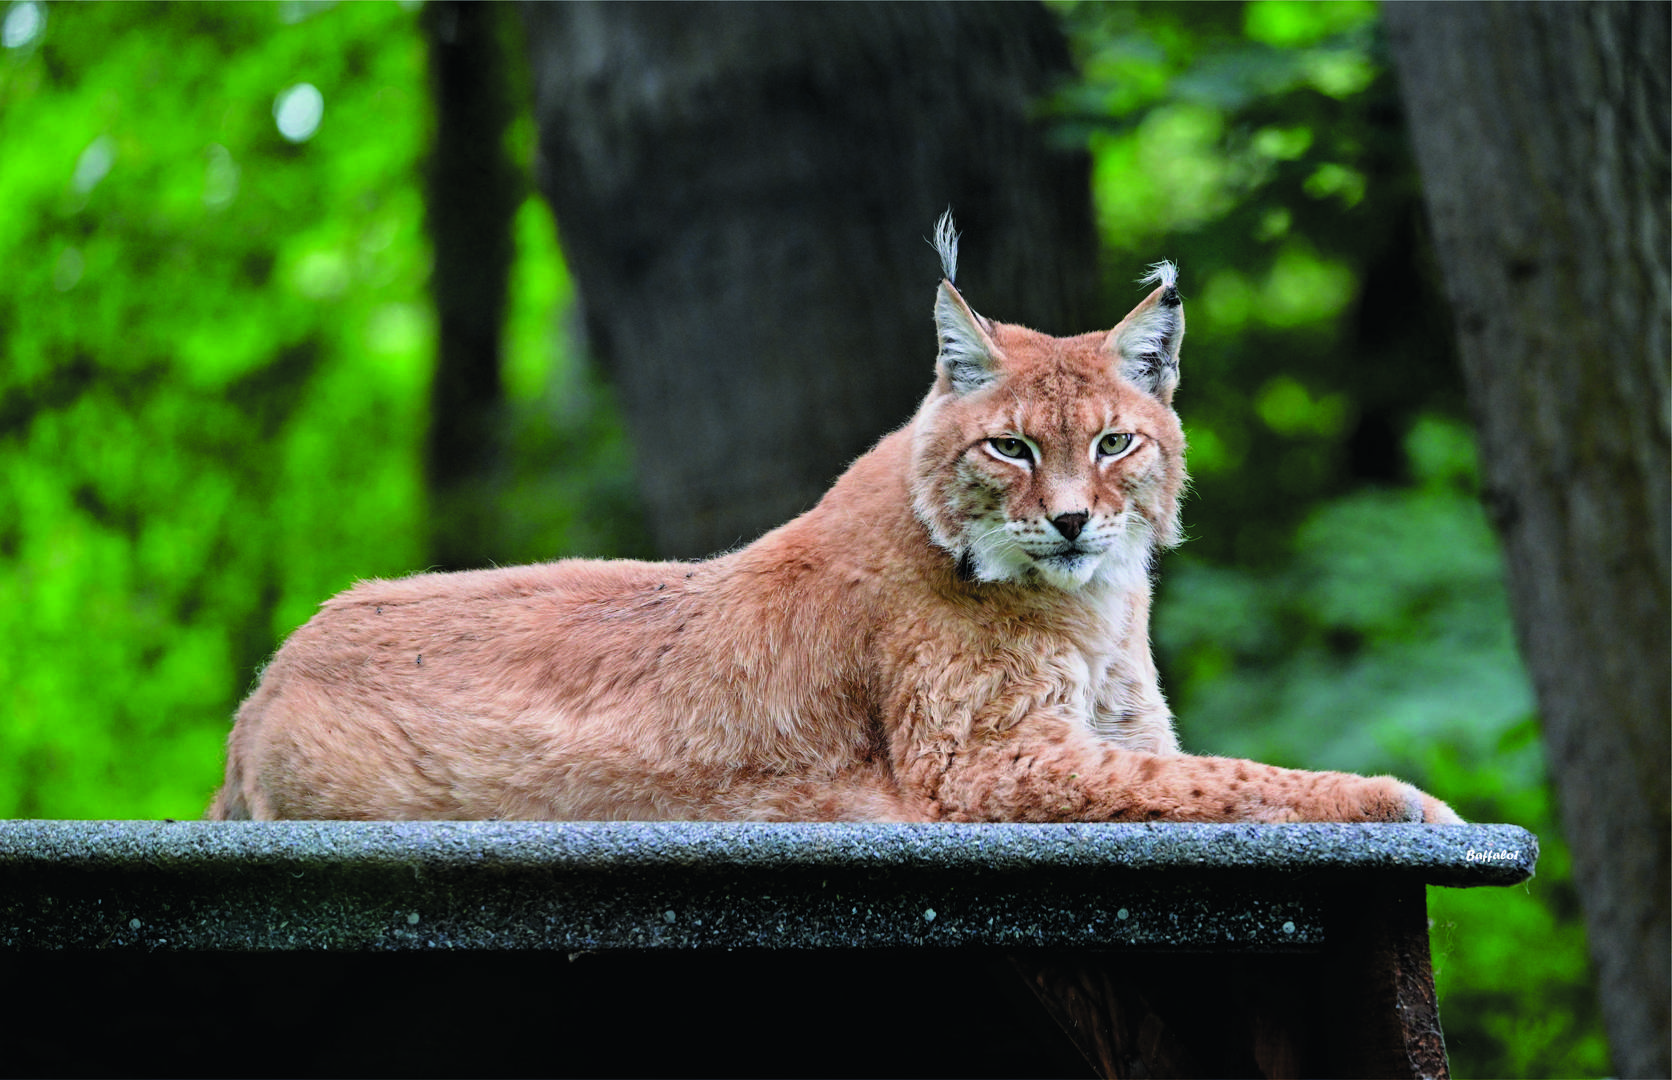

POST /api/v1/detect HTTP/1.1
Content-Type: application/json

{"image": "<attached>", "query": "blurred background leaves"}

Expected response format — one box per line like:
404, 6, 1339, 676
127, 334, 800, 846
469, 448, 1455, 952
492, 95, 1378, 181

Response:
0, 2, 1607, 1074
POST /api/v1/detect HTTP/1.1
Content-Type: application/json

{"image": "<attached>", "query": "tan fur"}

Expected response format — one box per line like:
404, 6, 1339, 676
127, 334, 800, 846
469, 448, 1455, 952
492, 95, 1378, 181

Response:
210, 236, 1460, 826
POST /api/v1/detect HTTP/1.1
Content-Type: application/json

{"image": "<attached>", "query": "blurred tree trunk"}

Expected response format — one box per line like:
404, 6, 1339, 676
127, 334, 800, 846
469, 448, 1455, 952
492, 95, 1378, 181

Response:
521, 1, 1096, 558
1385, 5, 1670, 1076
422, 1, 522, 571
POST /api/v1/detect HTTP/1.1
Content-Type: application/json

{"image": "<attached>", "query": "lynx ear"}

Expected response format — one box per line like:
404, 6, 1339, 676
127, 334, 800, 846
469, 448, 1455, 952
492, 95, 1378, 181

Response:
1104, 262, 1184, 403
930, 215, 1000, 393
934, 279, 1002, 394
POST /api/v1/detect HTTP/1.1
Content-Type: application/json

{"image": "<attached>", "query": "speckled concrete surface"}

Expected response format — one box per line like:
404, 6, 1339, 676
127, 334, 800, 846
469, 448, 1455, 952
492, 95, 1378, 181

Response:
0, 820, 1535, 952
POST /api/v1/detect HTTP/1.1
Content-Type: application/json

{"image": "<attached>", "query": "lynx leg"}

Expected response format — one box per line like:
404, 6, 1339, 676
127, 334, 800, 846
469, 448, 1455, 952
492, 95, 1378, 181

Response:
908, 717, 1462, 824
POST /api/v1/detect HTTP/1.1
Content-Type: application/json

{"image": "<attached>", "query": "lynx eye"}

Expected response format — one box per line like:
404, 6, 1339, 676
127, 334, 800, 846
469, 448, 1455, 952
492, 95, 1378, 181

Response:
987, 436, 1033, 462
1097, 432, 1136, 458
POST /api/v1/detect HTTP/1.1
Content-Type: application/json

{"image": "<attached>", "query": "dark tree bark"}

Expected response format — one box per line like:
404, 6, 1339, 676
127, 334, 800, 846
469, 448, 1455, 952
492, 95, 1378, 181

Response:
423, 1, 522, 571
522, 1, 1097, 558
1385, 5, 1670, 1076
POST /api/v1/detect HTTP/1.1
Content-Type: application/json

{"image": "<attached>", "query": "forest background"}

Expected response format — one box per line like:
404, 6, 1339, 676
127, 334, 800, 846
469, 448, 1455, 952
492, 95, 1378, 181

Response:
0, 2, 1629, 1076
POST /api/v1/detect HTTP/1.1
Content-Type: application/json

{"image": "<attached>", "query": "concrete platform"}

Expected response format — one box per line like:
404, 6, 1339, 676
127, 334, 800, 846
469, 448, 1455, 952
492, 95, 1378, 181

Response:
0, 820, 1535, 952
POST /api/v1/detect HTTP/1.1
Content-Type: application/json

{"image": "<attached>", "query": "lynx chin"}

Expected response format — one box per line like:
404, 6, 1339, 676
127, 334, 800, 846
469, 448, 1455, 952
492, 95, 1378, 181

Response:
210, 214, 1462, 826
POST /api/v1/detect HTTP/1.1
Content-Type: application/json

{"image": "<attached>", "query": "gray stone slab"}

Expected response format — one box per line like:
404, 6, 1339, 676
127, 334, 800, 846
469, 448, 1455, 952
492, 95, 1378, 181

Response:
0, 820, 1536, 953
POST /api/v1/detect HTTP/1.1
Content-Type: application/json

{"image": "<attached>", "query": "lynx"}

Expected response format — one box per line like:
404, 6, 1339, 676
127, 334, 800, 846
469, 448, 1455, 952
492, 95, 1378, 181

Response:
210, 216, 1459, 826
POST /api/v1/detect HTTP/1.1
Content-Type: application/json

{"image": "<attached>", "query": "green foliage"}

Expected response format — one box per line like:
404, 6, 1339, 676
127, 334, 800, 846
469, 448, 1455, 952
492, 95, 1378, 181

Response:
0, 1, 630, 817
0, 1, 434, 816
1155, 418, 1529, 773
1049, 2, 1605, 1075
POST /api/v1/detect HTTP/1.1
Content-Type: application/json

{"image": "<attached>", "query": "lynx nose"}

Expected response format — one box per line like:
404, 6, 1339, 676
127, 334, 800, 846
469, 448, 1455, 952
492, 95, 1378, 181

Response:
1050, 512, 1089, 541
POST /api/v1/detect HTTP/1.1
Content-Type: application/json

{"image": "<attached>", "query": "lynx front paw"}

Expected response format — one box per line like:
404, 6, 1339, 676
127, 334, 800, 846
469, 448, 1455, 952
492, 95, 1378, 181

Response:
1416, 787, 1465, 825
1367, 778, 1465, 824
1186, 759, 1465, 824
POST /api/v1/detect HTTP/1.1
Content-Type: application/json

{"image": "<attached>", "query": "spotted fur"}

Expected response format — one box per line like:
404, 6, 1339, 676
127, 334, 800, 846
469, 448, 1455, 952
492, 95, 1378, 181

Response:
210, 220, 1460, 827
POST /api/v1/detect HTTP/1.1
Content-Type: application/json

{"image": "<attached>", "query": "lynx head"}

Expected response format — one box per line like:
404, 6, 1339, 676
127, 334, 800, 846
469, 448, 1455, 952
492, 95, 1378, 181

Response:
910, 213, 1187, 593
